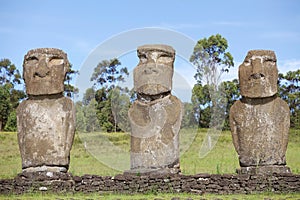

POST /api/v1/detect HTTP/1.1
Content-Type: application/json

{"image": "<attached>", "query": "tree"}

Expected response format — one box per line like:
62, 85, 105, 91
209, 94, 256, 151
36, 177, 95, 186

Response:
75, 101, 87, 132
190, 79, 240, 130
190, 34, 234, 85
110, 87, 131, 132
64, 64, 79, 98
0, 85, 11, 131
82, 87, 96, 106
91, 58, 129, 90
181, 102, 197, 128
0, 58, 24, 131
190, 34, 234, 130
191, 83, 211, 128
10, 89, 26, 109
89, 58, 129, 132
4, 110, 17, 132
220, 79, 240, 129
0, 58, 22, 88
95, 87, 112, 132
278, 69, 300, 129
85, 98, 101, 132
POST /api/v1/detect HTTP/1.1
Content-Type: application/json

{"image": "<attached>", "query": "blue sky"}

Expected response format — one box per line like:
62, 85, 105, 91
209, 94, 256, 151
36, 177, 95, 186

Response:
1, 0, 300, 100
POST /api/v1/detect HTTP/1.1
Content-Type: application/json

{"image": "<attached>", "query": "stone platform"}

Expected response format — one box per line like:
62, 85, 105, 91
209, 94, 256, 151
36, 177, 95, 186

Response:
237, 165, 291, 175
1, 172, 300, 195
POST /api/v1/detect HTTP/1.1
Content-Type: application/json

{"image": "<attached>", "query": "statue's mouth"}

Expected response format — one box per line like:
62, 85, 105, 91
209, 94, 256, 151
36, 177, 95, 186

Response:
34, 71, 50, 78
249, 73, 265, 80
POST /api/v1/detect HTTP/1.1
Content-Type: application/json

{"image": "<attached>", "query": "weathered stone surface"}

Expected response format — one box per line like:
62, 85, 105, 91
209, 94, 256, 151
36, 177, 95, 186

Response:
239, 50, 278, 98
17, 97, 75, 171
23, 48, 70, 95
237, 166, 291, 175
134, 44, 175, 96
17, 48, 75, 173
230, 96, 290, 167
128, 95, 182, 172
128, 44, 182, 174
230, 50, 290, 173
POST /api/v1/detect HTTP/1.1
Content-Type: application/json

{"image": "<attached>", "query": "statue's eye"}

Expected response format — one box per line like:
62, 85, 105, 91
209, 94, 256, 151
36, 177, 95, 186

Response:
243, 59, 251, 66
26, 56, 38, 64
157, 54, 173, 63
264, 58, 275, 65
49, 57, 64, 65
139, 54, 147, 63
27, 56, 38, 60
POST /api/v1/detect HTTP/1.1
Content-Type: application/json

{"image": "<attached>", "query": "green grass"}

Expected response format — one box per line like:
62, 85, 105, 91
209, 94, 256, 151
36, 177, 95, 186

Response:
286, 129, 300, 174
180, 128, 240, 174
0, 132, 21, 179
1, 129, 300, 199
1, 129, 300, 178
1, 192, 300, 200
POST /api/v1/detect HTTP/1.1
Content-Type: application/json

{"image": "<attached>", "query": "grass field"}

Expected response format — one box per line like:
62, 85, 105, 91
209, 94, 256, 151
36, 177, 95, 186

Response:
1, 129, 300, 199
1, 129, 300, 178
2, 192, 300, 200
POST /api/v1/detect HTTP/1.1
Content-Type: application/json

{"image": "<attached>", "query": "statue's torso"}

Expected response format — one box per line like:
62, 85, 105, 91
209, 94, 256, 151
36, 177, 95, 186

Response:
17, 97, 75, 169
230, 97, 290, 166
128, 95, 182, 170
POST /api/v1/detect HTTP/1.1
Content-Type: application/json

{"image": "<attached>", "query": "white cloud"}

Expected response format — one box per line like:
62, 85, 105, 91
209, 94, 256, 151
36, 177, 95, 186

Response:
278, 59, 300, 74
222, 59, 300, 81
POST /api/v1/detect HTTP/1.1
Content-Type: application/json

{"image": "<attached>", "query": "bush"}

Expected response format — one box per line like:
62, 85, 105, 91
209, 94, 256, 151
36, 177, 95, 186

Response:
4, 110, 17, 132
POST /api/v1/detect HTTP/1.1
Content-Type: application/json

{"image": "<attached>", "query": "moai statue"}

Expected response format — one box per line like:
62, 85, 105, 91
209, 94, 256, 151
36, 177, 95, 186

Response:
230, 50, 291, 174
17, 48, 75, 173
127, 44, 183, 174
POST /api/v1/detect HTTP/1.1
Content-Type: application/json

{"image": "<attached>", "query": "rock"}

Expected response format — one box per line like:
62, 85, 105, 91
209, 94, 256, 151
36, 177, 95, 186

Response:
237, 165, 291, 175
238, 50, 278, 98
39, 186, 48, 191
23, 48, 70, 95
17, 97, 75, 171
134, 44, 175, 96
129, 95, 182, 171
128, 44, 182, 174
230, 50, 290, 173
17, 48, 75, 173
230, 96, 290, 166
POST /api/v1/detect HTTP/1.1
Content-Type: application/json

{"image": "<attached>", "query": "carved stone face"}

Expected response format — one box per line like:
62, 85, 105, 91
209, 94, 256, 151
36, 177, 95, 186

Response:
239, 50, 278, 98
134, 44, 175, 95
23, 48, 69, 95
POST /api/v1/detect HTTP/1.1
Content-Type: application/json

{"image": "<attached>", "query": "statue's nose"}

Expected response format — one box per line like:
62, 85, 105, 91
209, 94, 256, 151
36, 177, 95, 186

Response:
34, 58, 50, 78
252, 59, 262, 75
144, 63, 159, 75
250, 59, 265, 79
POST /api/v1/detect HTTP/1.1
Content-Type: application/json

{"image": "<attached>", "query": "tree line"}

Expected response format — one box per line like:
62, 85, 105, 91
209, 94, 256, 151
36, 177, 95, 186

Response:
75, 35, 299, 132
1, 34, 299, 132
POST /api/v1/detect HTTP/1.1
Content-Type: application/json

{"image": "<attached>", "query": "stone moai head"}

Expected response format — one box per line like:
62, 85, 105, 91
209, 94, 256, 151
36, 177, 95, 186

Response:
134, 44, 175, 95
23, 48, 70, 95
239, 50, 278, 98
